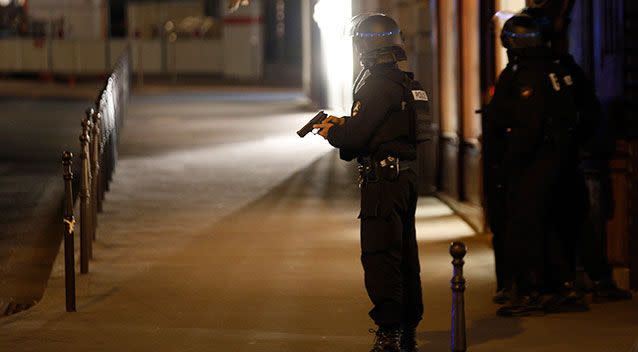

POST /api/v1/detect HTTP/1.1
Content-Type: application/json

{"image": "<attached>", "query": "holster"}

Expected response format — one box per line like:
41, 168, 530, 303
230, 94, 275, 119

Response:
358, 156, 406, 185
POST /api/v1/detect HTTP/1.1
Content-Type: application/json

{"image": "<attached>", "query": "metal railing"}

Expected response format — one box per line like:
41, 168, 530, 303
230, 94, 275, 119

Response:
61, 47, 131, 312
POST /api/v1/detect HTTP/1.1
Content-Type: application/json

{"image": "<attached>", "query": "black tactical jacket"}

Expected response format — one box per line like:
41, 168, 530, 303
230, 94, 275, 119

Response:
327, 63, 418, 162
485, 47, 579, 165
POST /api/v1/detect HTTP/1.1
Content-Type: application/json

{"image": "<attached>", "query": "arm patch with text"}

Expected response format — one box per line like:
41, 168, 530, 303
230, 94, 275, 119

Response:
411, 90, 429, 102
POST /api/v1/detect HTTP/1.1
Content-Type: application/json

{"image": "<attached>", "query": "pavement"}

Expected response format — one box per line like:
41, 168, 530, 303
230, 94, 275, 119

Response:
0, 80, 317, 313
0, 78, 307, 100
0, 97, 91, 312
0, 79, 103, 100
1, 90, 637, 351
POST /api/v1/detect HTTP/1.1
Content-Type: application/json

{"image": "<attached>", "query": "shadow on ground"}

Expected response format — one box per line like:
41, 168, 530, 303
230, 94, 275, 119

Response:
420, 315, 524, 350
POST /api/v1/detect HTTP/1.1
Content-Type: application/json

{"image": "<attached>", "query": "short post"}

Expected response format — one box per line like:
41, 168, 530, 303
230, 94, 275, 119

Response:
79, 117, 92, 272
100, 138, 107, 208
104, 133, 113, 192
97, 115, 105, 212
90, 109, 101, 235
62, 151, 76, 312
450, 241, 467, 352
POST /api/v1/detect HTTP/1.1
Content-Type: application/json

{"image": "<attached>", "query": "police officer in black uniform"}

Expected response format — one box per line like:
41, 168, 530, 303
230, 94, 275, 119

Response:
482, 61, 512, 305
523, 1, 632, 303
484, 13, 583, 316
313, 13, 432, 352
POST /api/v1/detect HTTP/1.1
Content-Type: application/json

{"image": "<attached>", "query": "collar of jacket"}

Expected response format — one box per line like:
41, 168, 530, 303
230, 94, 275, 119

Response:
507, 47, 554, 62
369, 63, 415, 80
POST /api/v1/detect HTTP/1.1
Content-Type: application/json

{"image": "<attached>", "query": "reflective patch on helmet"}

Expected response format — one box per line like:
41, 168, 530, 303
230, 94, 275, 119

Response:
520, 87, 534, 98
564, 75, 574, 86
352, 101, 362, 116
501, 30, 540, 39
549, 73, 561, 91
355, 29, 400, 38
412, 90, 428, 101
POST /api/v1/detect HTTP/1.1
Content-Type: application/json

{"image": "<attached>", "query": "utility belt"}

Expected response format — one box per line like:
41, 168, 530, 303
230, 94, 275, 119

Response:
358, 155, 413, 186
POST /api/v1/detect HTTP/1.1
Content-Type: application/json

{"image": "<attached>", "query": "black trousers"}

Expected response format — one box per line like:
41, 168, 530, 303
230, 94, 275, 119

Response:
581, 173, 613, 282
484, 179, 508, 291
545, 167, 587, 290
359, 170, 423, 328
504, 153, 562, 294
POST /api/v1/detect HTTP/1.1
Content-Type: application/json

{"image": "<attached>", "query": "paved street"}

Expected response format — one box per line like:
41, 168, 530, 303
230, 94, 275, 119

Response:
0, 91, 637, 351
0, 97, 91, 310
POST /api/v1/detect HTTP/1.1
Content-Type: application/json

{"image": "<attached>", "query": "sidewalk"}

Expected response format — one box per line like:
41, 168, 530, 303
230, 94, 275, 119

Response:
0, 98, 89, 314
1, 91, 636, 351
0, 78, 303, 100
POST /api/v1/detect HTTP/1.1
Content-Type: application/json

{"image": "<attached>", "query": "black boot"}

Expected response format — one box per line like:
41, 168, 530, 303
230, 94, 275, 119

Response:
492, 288, 513, 305
369, 327, 400, 352
543, 281, 589, 313
496, 291, 545, 317
399, 325, 419, 352
592, 280, 633, 303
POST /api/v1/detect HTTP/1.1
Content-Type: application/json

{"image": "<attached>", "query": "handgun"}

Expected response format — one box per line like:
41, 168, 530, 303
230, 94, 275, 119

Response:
297, 111, 328, 138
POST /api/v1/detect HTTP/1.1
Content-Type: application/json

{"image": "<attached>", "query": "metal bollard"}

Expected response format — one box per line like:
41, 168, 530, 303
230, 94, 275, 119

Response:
97, 114, 105, 212
109, 132, 116, 184
90, 109, 101, 235
450, 241, 467, 352
99, 139, 107, 210
79, 117, 92, 272
104, 135, 112, 192
62, 152, 76, 312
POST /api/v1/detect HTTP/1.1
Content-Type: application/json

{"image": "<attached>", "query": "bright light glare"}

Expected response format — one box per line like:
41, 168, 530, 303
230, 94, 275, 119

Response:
494, 0, 525, 73
313, 0, 353, 114
493, 10, 517, 75
493, 11, 515, 21
0, 0, 11, 7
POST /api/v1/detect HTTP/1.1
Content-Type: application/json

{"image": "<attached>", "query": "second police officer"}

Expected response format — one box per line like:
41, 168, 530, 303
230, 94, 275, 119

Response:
484, 12, 585, 316
313, 13, 433, 352
523, 0, 633, 304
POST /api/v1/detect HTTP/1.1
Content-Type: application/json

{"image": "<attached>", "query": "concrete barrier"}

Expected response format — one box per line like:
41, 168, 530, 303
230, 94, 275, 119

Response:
110, 40, 129, 69
130, 40, 163, 74
50, 40, 77, 73
75, 41, 107, 74
0, 40, 17, 71
0, 37, 260, 79
223, 1, 264, 80
20, 40, 49, 72
173, 40, 223, 74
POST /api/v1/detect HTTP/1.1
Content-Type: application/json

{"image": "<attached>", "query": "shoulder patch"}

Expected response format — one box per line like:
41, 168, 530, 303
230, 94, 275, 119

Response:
549, 73, 561, 91
563, 75, 574, 86
352, 101, 362, 117
412, 90, 429, 101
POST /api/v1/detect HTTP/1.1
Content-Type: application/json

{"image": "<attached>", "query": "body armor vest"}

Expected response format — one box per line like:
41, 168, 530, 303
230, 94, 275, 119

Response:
364, 71, 433, 159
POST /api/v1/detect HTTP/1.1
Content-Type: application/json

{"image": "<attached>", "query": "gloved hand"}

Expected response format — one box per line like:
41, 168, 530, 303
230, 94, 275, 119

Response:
312, 121, 334, 139
324, 115, 345, 126
313, 116, 344, 139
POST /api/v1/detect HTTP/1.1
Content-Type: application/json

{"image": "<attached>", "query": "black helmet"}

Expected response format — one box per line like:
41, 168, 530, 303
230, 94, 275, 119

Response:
523, 0, 574, 46
525, 0, 574, 16
350, 13, 406, 66
521, 7, 557, 42
527, 0, 553, 7
501, 13, 545, 50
